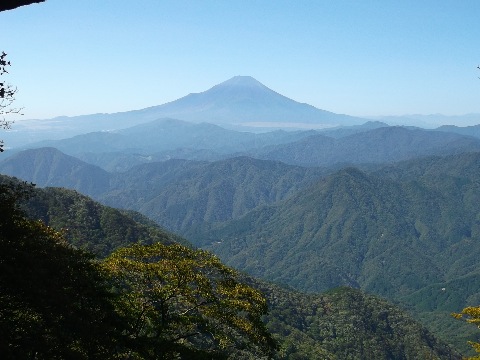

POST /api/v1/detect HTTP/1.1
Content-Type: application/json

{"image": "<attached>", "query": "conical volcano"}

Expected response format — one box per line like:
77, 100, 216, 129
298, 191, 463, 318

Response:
5, 76, 367, 148
140, 76, 365, 127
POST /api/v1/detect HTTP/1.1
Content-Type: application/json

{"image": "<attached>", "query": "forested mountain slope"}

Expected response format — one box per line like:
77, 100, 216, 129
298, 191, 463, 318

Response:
181, 152, 480, 353
197, 167, 443, 293
1, 174, 462, 359
196, 153, 480, 298
3, 177, 187, 257
260, 284, 460, 359
0, 147, 111, 197
101, 156, 328, 233
3, 144, 480, 354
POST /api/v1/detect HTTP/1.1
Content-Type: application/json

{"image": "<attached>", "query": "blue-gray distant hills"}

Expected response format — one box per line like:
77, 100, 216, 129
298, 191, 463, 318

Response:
5, 122, 480, 173
248, 126, 480, 167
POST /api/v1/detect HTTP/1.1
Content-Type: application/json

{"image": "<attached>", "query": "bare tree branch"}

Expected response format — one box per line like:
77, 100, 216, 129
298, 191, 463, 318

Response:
0, 52, 23, 152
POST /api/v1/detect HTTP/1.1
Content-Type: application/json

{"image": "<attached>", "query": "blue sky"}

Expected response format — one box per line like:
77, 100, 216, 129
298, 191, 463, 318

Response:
1, 0, 480, 120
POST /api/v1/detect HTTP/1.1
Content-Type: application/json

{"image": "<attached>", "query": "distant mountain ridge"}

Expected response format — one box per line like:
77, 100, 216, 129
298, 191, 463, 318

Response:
377, 113, 480, 127
436, 123, 480, 138
10, 118, 319, 170
248, 126, 480, 167
9, 120, 480, 173
0, 147, 111, 197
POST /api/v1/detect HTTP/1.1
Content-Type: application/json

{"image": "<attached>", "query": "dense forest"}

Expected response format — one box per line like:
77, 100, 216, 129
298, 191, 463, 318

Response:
0, 176, 465, 358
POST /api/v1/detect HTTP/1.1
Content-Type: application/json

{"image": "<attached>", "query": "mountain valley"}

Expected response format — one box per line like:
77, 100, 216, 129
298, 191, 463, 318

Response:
3, 76, 480, 357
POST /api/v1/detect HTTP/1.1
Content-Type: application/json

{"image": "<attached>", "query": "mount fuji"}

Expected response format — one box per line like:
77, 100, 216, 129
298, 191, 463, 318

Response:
138, 76, 365, 128
5, 76, 366, 148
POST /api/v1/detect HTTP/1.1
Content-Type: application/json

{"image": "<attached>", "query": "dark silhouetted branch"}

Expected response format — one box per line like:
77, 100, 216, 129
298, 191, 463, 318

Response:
0, 1, 45, 12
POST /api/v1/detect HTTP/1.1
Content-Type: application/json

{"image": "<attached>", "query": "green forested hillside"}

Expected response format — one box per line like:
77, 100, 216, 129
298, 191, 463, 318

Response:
0, 149, 329, 234
260, 284, 460, 359
1, 174, 462, 358
4, 146, 480, 355
102, 156, 328, 234
198, 167, 440, 294
196, 153, 480, 298
186, 152, 480, 353
0, 178, 277, 359
15, 181, 187, 257
0, 180, 122, 359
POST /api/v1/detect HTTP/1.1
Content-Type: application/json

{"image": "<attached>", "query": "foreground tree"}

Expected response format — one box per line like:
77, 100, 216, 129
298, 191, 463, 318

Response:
0, 179, 122, 359
103, 243, 277, 359
453, 307, 480, 359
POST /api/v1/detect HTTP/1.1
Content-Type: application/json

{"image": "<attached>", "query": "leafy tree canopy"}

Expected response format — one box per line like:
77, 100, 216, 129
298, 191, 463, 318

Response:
103, 242, 278, 359
453, 306, 480, 359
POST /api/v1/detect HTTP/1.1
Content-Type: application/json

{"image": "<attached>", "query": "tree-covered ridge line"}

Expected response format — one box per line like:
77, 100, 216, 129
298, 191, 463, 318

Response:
0, 175, 463, 358
4, 139, 480, 245
0, 174, 188, 257
26, 186, 191, 255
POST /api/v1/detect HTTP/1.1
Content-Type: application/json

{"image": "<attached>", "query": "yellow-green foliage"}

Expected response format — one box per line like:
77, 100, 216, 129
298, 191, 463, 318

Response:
453, 306, 480, 359
103, 242, 277, 359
